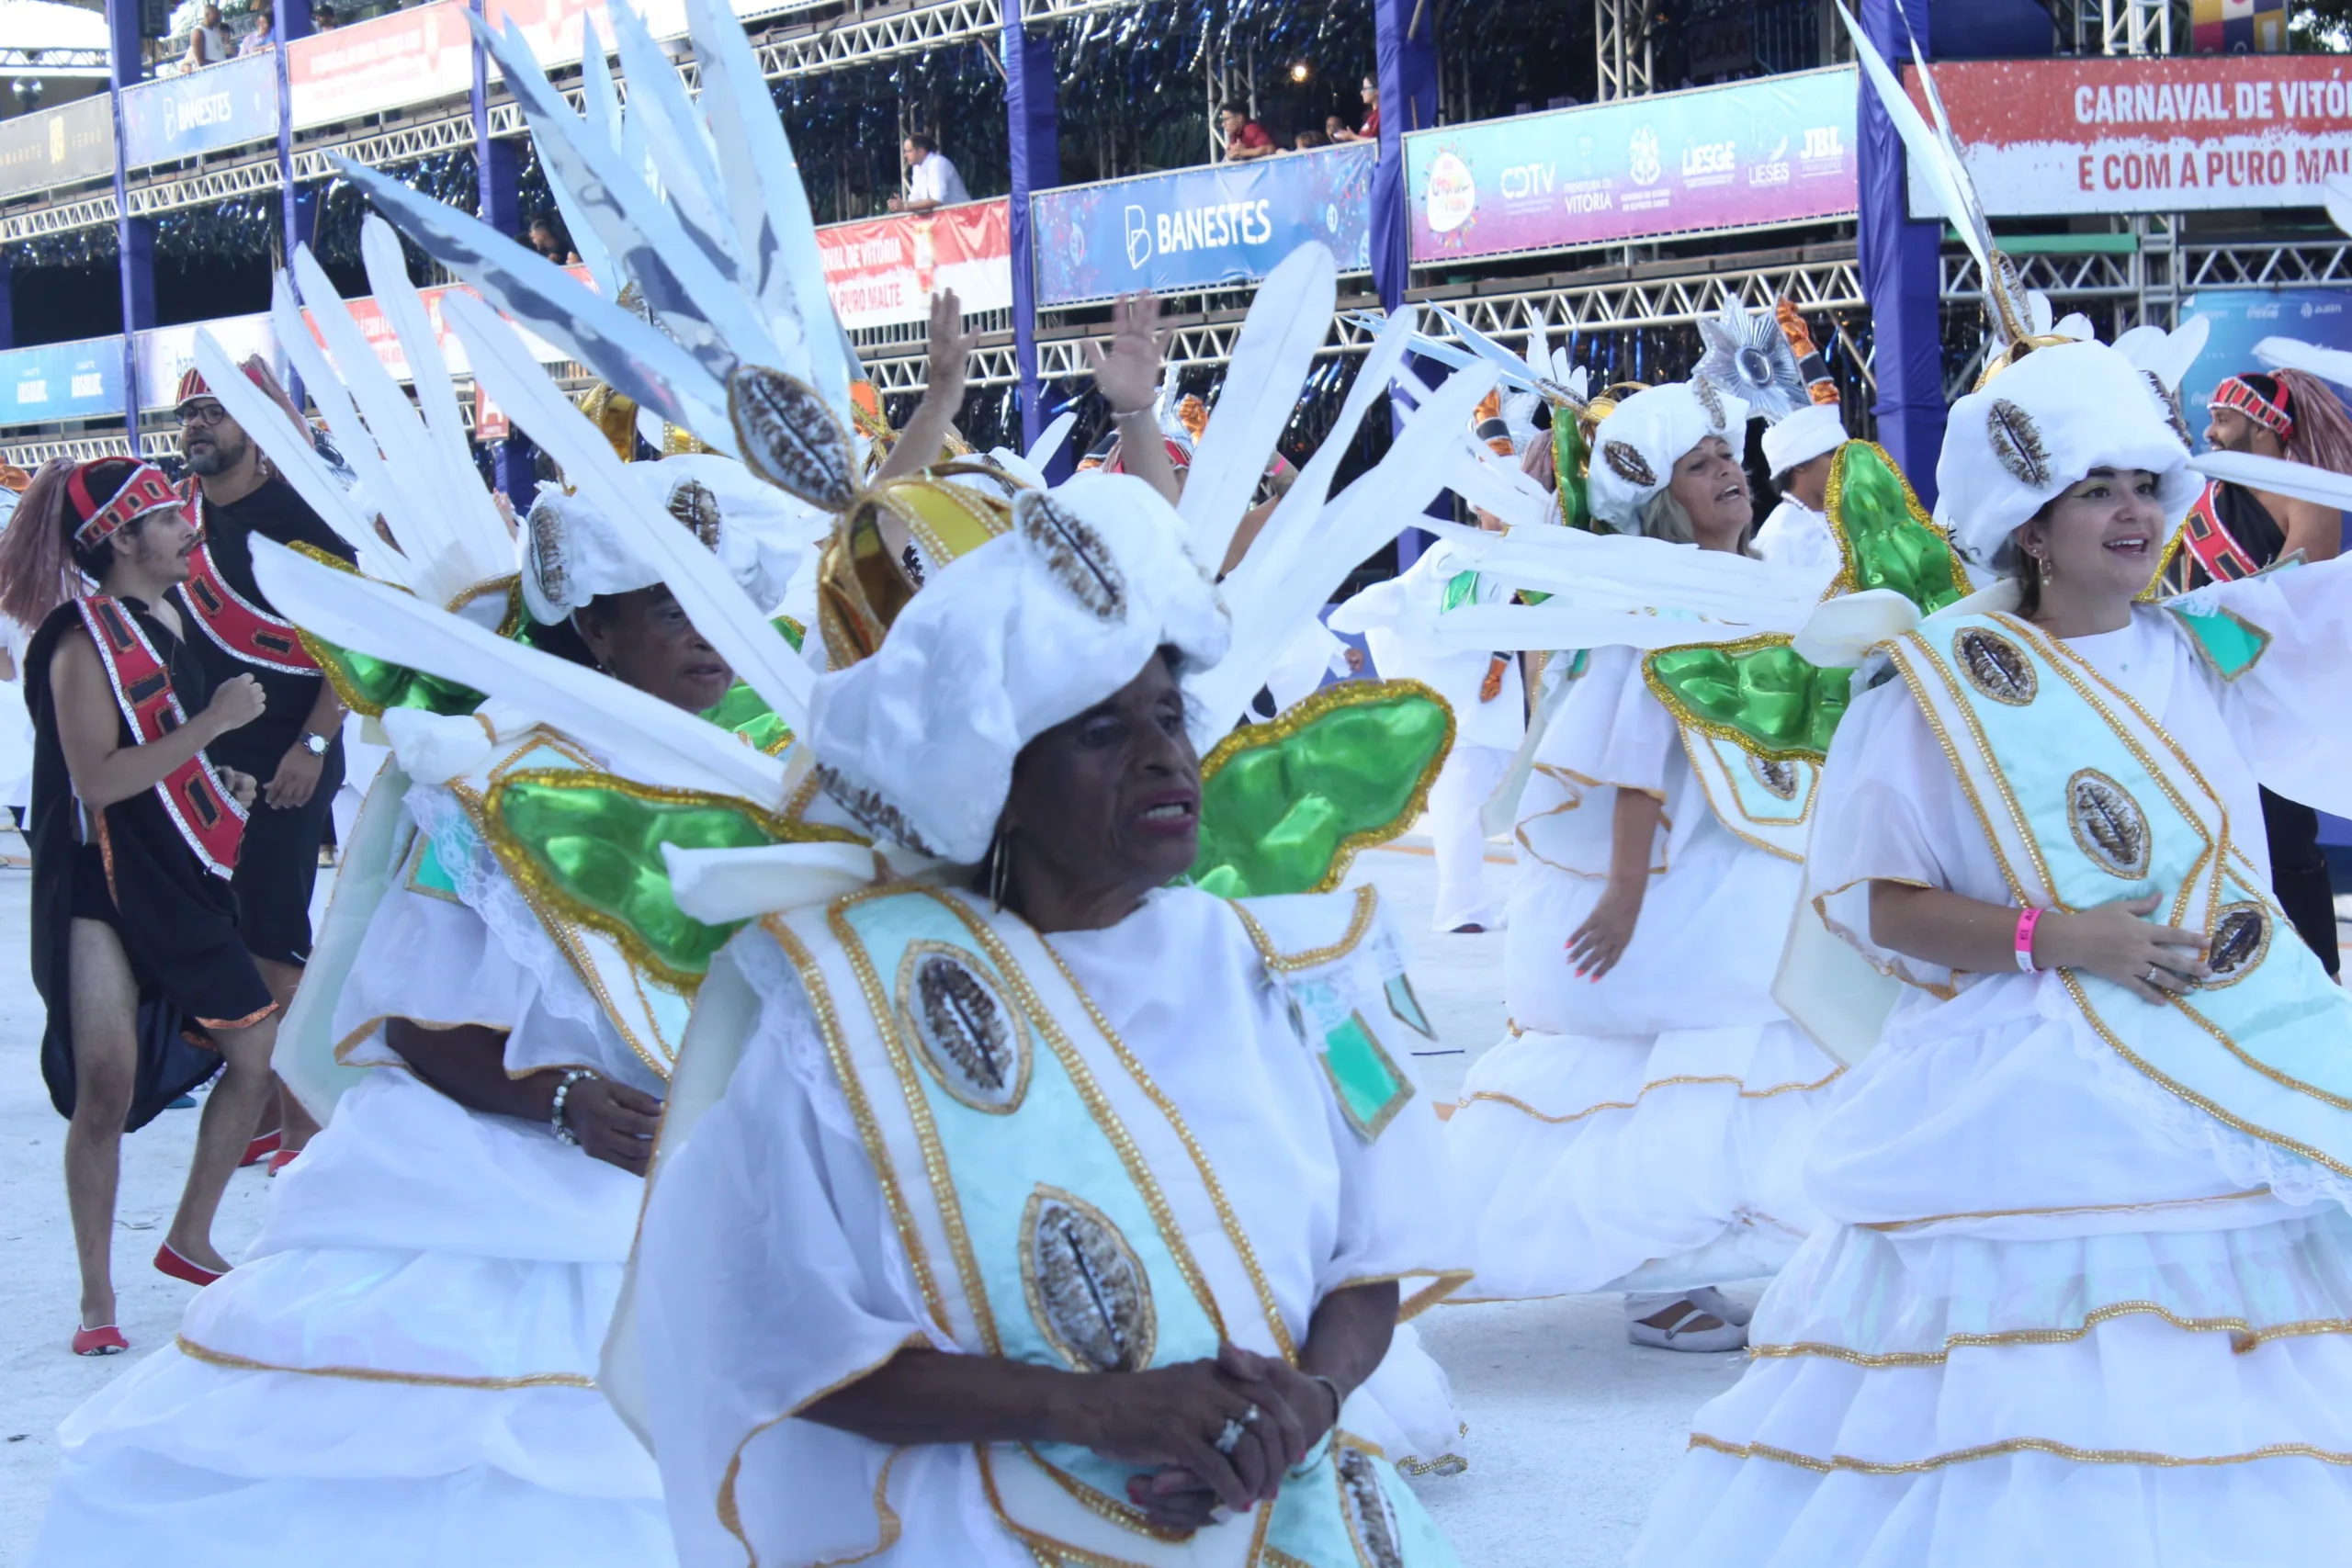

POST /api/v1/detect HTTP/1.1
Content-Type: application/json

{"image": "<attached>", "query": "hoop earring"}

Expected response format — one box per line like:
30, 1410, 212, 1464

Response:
2039, 551, 2057, 584
988, 828, 1012, 912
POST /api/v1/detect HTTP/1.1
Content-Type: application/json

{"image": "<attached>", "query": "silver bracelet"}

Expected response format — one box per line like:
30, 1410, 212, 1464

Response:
550, 1068, 598, 1146
1307, 1373, 1344, 1429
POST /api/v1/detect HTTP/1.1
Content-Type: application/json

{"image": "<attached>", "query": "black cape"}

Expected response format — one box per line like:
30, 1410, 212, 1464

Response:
25, 597, 272, 1128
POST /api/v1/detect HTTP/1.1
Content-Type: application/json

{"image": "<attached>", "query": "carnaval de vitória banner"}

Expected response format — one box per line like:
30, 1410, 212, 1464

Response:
1406, 67, 1858, 265
1905, 57, 2352, 216
1032, 142, 1374, 309
818, 200, 1013, 331
121, 52, 282, 167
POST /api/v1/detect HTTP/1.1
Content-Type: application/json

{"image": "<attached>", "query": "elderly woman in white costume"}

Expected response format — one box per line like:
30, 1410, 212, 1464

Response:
632, 472, 1468, 1567
28, 460, 799, 1567
1630, 338, 2352, 1563
1445, 380, 1844, 1350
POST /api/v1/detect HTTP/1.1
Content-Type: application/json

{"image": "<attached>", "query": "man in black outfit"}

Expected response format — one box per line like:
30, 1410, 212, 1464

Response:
2197, 367, 2348, 976
171, 363, 358, 1155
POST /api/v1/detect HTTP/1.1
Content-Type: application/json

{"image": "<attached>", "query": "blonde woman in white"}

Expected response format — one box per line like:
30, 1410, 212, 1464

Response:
1633, 339, 2352, 1563
1447, 381, 1843, 1349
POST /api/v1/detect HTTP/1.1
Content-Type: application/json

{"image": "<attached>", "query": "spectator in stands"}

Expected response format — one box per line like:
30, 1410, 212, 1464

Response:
1330, 75, 1381, 141
187, 5, 231, 69
888, 133, 970, 213
1293, 128, 1328, 151
526, 216, 577, 265
313, 7, 339, 28
1219, 101, 1277, 162
239, 12, 273, 53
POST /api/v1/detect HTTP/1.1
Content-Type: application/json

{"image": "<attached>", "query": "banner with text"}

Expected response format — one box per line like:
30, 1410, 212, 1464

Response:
818, 199, 1012, 330
481, 0, 688, 73
0, 95, 119, 201
2177, 287, 2352, 448
137, 314, 278, 410
0, 337, 124, 425
309, 268, 592, 381
1406, 67, 1857, 264
122, 52, 281, 166
1032, 143, 1374, 309
288, 1, 474, 130
1904, 57, 2352, 217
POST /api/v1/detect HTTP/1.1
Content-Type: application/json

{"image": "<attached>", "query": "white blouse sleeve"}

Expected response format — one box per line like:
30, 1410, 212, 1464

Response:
1313, 1070, 1469, 1304
634, 943, 943, 1568
2177, 553, 2352, 818
1516, 644, 1681, 878
1805, 672, 2000, 992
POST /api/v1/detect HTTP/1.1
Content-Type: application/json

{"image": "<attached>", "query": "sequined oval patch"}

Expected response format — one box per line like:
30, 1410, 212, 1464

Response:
727, 366, 859, 513
1337, 1445, 1405, 1568
2067, 767, 2152, 879
1746, 752, 1801, 801
1954, 626, 2038, 706
2203, 901, 2275, 987
1021, 1186, 1157, 1373
1016, 491, 1127, 621
896, 943, 1030, 1113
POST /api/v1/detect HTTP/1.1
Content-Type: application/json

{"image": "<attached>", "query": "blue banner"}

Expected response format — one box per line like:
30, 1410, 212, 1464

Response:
2178, 287, 2352, 440
121, 52, 283, 167
1032, 143, 1374, 309
0, 337, 125, 425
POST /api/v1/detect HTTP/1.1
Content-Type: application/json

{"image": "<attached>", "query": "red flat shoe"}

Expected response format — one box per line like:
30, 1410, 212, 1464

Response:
72, 1325, 128, 1356
267, 1147, 300, 1177
154, 1242, 227, 1288
240, 1129, 283, 1168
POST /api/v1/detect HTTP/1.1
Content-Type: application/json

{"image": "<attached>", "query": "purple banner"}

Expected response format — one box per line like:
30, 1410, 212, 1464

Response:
1406, 66, 1859, 265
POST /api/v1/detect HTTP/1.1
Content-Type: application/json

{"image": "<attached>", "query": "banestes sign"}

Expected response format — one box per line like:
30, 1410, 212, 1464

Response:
1904, 56, 2352, 217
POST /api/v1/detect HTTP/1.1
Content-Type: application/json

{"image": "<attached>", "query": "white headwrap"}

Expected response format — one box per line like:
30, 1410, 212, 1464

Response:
1936, 340, 2198, 572
1761, 401, 1848, 479
522, 455, 809, 623
1586, 380, 1751, 531
806, 472, 1231, 863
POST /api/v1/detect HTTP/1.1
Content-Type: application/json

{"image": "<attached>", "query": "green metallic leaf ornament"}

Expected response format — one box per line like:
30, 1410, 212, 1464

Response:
1552, 411, 1592, 533
1187, 679, 1455, 899
1823, 440, 1969, 613
481, 768, 835, 987
1640, 441, 1962, 763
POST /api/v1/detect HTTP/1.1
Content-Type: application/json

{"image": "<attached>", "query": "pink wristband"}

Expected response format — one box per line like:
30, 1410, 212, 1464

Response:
2013, 907, 2043, 973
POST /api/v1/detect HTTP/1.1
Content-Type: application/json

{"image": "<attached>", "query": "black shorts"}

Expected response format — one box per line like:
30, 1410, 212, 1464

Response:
229, 742, 345, 967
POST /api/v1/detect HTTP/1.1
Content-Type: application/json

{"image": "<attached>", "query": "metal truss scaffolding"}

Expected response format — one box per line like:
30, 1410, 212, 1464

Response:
1, 187, 119, 243
1596, 0, 1655, 101
127, 154, 286, 219
290, 112, 478, 183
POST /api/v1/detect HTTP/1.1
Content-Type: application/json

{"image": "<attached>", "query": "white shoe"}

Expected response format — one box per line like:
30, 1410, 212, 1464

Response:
1683, 1284, 1754, 1329
1625, 1294, 1748, 1353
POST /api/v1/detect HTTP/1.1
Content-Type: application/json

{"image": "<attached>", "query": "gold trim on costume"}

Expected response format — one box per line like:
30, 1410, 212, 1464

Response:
1228, 883, 1381, 974
1750, 1299, 2352, 1367
1855, 1188, 2270, 1233
1689, 1429, 2352, 1476
713, 1341, 926, 1568
1819, 439, 1971, 604
1454, 1067, 1845, 1125
175, 1335, 594, 1390
1639, 632, 1828, 764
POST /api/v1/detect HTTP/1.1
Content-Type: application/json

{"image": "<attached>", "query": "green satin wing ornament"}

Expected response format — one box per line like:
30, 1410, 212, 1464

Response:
1822, 440, 1969, 613
1188, 680, 1455, 899
1552, 410, 1592, 533
481, 767, 853, 987
699, 617, 807, 754
1642, 439, 1962, 763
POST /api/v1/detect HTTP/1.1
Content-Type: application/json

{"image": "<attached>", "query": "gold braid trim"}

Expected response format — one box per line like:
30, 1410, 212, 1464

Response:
175, 1335, 594, 1390
1690, 1429, 2352, 1476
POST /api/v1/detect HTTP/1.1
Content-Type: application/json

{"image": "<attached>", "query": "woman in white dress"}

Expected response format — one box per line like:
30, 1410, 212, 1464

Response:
28, 471, 798, 1567
1631, 339, 2352, 1563
630, 470, 1472, 1567
1446, 380, 1844, 1349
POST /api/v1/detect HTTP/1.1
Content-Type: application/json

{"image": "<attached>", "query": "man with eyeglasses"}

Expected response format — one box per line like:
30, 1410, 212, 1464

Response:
170, 361, 357, 1168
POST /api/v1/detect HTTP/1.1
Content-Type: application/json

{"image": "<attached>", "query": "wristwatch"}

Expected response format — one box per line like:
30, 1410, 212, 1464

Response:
297, 730, 331, 757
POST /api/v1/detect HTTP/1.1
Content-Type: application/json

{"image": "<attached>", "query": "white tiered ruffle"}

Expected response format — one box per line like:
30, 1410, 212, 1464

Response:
29, 1069, 670, 1567
1450, 1019, 1838, 1297
1629, 1207, 2352, 1568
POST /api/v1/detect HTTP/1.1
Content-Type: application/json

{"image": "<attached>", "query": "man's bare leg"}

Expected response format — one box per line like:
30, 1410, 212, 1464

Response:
164, 1005, 278, 1274
64, 919, 141, 1333
252, 954, 318, 1150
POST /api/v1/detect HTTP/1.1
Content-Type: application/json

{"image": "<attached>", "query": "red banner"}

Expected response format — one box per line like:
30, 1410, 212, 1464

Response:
306, 266, 594, 381
817, 198, 1013, 331
1905, 56, 2352, 217
288, 1, 474, 130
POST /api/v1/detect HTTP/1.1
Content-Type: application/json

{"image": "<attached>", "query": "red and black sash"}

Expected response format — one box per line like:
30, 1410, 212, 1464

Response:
76, 596, 246, 878
181, 536, 320, 675
2181, 479, 2262, 584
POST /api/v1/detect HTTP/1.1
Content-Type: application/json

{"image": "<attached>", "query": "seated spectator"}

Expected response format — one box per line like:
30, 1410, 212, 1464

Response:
187, 4, 230, 69
1294, 128, 1328, 151
1219, 101, 1276, 162
239, 13, 274, 53
313, 6, 339, 27
888, 134, 970, 213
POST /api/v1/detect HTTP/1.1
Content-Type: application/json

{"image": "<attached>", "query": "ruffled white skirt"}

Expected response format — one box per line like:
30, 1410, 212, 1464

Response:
1628, 1205, 2352, 1567
1448, 822, 1840, 1298
29, 1069, 672, 1567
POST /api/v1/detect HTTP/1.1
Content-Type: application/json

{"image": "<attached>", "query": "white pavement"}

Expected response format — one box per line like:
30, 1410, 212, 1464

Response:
0, 840, 1731, 1562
